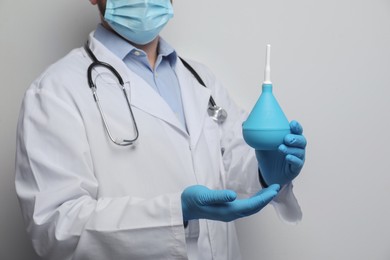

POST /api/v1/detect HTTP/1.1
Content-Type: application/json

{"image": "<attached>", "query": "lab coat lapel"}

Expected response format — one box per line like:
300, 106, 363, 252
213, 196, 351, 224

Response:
87, 35, 186, 134
175, 59, 211, 147
128, 73, 186, 134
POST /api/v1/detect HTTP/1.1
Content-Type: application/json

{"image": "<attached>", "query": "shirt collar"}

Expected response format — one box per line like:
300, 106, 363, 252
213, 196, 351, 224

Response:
158, 37, 178, 67
93, 24, 177, 66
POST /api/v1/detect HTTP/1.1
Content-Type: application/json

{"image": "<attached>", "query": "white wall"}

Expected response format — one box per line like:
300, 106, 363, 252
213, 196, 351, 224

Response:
1, 0, 390, 259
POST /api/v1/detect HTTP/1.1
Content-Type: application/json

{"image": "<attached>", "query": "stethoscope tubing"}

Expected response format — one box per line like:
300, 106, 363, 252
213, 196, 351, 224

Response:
84, 41, 227, 146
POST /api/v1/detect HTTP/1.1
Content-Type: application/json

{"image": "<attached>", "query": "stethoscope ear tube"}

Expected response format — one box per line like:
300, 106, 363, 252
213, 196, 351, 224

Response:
87, 61, 125, 88
84, 42, 139, 146
85, 42, 125, 87
87, 62, 97, 90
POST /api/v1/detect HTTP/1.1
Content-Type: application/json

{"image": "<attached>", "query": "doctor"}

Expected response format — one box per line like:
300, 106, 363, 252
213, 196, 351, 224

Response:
15, 0, 307, 259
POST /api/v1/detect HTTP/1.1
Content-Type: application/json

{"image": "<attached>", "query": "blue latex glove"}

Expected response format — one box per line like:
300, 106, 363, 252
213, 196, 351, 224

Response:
256, 120, 307, 187
181, 184, 280, 222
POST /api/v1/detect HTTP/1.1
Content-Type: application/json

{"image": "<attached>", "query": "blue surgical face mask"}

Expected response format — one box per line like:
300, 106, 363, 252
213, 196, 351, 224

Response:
104, 0, 174, 45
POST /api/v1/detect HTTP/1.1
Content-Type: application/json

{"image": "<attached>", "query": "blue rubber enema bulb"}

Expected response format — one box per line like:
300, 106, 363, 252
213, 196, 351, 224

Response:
242, 45, 290, 150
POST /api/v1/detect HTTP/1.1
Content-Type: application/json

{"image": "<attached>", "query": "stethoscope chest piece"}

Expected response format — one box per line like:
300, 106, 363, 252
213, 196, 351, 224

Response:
179, 57, 228, 124
208, 105, 227, 124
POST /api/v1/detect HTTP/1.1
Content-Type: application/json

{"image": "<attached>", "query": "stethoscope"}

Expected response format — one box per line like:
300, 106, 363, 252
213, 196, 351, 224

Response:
84, 42, 227, 146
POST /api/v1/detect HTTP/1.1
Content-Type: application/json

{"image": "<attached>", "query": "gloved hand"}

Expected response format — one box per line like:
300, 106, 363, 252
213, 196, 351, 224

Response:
256, 120, 307, 187
181, 184, 280, 222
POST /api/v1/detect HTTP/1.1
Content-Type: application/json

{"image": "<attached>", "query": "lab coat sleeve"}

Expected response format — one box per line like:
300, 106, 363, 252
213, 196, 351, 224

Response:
185, 61, 302, 224
15, 77, 187, 259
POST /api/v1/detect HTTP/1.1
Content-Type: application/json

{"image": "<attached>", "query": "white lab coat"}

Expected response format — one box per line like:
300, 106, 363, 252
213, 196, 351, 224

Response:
15, 33, 301, 260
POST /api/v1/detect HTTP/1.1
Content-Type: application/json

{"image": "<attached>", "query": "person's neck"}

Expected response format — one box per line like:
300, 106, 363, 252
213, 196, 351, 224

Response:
132, 38, 159, 70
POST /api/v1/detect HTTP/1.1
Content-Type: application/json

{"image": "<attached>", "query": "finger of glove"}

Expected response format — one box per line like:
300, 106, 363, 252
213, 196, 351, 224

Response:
286, 154, 304, 175
283, 134, 307, 149
255, 184, 280, 195
198, 189, 237, 206
238, 187, 279, 215
290, 120, 303, 135
279, 144, 305, 160
200, 186, 279, 221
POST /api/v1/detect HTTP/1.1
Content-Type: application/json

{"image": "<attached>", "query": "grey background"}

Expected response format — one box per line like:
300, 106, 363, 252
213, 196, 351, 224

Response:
1, 0, 390, 259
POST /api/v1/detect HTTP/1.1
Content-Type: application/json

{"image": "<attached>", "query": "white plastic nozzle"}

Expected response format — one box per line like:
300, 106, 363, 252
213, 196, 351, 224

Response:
264, 44, 272, 84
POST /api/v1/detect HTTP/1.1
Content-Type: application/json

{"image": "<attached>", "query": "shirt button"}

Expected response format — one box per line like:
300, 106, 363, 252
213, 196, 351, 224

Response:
134, 51, 141, 56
